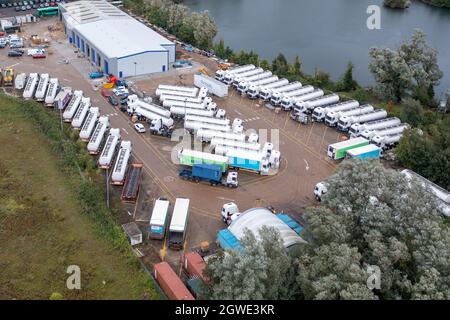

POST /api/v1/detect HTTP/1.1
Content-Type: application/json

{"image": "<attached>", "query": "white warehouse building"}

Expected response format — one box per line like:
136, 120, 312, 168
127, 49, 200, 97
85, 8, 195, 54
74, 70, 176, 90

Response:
58, 0, 175, 78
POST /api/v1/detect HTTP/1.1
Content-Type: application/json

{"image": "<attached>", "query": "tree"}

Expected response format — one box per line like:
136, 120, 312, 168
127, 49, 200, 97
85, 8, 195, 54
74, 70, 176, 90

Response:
383, 0, 411, 8
165, 4, 188, 34
272, 53, 289, 75
189, 10, 218, 49
300, 160, 450, 299
400, 98, 425, 126
340, 62, 358, 91
369, 30, 443, 102
288, 55, 302, 76
396, 117, 450, 190
202, 226, 299, 300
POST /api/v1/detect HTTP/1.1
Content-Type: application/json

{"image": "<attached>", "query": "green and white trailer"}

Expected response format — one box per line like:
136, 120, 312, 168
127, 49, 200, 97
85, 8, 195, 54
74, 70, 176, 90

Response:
178, 149, 229, 172
327, 137, 369, 160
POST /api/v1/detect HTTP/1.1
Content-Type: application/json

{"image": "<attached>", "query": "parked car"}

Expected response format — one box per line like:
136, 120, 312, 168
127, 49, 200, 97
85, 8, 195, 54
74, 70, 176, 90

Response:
32, 53, 46, 59
15, 6, 21, 11
100, 89, 110, 98
113, 86, 129, 96
120, 96, 128, 106
108, 95, 118, 106
134, 123, 146, 133
28, 48, 45, 56
8, 50, 24, 57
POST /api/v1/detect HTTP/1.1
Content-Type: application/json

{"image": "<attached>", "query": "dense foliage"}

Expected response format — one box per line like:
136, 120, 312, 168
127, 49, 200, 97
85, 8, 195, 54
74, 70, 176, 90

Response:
396, 115, 450, 190
383, 0, 411, 8
123, 0, 217, 49
369, 30, 443, 103
204, 160, 450, 299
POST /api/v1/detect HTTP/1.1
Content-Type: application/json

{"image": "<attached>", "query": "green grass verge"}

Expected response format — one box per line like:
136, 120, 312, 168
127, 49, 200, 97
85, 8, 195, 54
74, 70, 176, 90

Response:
0, 93, 159, 300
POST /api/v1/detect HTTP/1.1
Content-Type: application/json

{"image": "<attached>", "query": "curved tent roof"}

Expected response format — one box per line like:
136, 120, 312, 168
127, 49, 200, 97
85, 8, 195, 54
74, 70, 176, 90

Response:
228, 207, 306, 249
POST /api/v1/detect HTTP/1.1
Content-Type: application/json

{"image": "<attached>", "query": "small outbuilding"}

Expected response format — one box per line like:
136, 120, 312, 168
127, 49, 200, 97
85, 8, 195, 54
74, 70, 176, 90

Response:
58, 0, 175, 78
121, 222, 143, 246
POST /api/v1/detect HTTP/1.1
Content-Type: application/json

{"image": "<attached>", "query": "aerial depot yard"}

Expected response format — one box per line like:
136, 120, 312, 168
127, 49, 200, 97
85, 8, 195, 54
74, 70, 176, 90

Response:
0, 15, 342, 272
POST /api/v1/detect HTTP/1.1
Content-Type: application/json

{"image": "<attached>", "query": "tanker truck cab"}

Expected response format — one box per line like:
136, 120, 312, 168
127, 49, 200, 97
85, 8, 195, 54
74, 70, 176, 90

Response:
215, 108, 226, 119
269, 150, 281, 169
314, 181, 329, 201
215, 69, 225, 81
221, 202, 240, 224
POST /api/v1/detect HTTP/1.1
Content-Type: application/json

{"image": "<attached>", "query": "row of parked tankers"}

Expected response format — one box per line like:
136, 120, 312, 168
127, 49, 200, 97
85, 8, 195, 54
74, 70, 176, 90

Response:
13, 72, 280, 177
214, 64, 409, 150
14, 72, 132, 185
130, 83, 281, 176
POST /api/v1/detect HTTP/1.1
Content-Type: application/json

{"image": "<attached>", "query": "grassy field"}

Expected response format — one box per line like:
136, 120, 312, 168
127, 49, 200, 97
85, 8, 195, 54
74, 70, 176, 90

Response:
0, 93, 159, 300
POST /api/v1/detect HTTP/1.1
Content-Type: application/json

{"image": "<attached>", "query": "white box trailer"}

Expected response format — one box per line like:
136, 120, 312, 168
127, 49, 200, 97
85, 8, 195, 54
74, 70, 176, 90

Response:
238, 75, 278, 95
87, 116, 109, 155
44, 78, 59, 106
170, 106, 215, 118
349, 117, 401, 138
281, 89, 324, 111
23, 73, 39, 100
149, 198, 171, 239
79, 107, 99, 142
325, 104, 374, 127
295, 93, 340, 114
271, 85, 314, 106
63, 91, 83, 122
338, 109, 387, 132
14, 73, 27, 90
312, 100, 360, 122
111, 141, 132, 185
168, 198, 190, 249
71, 97, 91, 129
194, 73, 228, 98
98, 128, 121, 169
401, 169, 450, 217
34, 73, 49, 101
196, 128, 246, 143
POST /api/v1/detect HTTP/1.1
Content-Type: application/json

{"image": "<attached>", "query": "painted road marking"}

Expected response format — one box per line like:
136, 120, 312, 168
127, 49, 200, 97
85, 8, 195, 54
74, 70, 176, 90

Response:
217, 196, 235, 202
7, 62, 20, 68
304, 159, 310, 171
122, 128, 129, 135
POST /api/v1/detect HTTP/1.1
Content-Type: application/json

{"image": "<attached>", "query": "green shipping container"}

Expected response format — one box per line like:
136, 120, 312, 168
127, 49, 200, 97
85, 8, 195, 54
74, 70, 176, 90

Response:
179, 149, 229, 172
328, 138, 369, 160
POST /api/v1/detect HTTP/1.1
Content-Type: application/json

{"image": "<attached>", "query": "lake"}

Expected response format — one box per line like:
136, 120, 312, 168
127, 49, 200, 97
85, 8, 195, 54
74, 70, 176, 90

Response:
185, 0, 450, 95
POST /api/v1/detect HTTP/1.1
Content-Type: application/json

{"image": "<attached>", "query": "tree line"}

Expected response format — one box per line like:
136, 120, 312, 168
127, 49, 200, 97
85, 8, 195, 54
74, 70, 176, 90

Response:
201, 160, 450, 300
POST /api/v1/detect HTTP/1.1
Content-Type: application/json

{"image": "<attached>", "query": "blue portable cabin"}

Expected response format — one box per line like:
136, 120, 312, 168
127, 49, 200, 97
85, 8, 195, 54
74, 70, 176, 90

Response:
226, 149, 263, 172
217, 229, 243, 251
346, 144, 381, 160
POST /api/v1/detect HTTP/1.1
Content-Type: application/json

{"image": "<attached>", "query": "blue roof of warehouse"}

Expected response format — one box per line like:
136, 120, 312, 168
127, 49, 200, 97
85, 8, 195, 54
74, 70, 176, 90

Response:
60, 0, 174, 59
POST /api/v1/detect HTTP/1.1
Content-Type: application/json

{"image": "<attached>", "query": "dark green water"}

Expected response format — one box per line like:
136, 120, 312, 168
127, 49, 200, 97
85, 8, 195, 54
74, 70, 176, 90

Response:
185, 0, 450, 95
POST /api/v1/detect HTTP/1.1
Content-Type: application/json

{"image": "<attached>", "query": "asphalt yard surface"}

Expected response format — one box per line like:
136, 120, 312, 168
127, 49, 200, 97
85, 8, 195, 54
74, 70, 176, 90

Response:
1, 17, 343, 271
